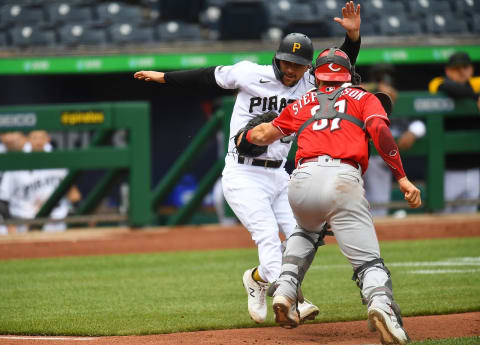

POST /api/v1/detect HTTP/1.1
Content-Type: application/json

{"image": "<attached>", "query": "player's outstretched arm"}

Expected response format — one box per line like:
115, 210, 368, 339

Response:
134, 67, 227, 95
398, 177, 422, 208
334, 1, 361, 42
237, 123, 283, 147
134, 71, 166, 83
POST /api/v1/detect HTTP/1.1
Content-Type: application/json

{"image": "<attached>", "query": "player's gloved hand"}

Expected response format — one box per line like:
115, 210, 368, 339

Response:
398, 177, 422, 208
234, 111, 278, 157
134, 71, 166, 83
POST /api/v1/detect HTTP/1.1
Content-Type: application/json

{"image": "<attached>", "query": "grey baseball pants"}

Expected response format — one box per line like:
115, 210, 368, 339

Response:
275, 155, 392, 307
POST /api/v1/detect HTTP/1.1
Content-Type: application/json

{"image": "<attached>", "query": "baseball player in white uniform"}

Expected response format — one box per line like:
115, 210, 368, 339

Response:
0, 131, 32, 234
134, 1, 362, 323
0, 131, 79, 233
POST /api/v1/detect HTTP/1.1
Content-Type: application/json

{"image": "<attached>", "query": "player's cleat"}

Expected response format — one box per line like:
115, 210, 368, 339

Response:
273, 295, 300, 329
368, 305, 411, 345
298, 299, 320, 322
242, 268, 268, 323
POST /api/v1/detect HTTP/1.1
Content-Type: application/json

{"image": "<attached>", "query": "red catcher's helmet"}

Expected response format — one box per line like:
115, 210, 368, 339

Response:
314, 48, 352, 82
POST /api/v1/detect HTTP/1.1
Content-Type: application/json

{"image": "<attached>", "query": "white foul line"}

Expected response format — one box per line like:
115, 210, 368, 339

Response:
0, 336, 95, 341
407, 269, 480, 274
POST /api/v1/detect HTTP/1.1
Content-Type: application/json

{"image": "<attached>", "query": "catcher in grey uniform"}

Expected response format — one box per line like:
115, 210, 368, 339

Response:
134, 1, 362, 324
240, 48, 421, 344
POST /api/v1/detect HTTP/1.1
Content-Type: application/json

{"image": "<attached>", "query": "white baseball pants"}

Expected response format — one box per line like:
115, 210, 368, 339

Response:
443, 168, 480, 213
222, 158, 296, 283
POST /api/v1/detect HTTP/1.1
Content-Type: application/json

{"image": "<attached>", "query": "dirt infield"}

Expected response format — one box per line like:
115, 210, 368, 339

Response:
1, 213, 480, 260
1, 213, 479, 344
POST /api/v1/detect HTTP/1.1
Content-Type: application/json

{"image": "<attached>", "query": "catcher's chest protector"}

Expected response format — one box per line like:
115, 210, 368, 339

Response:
294, 87, 365, 141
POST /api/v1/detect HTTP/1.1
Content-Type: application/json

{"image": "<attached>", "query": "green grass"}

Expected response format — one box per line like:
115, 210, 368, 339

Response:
411, 337, 480, 345
0, 237, 479, 336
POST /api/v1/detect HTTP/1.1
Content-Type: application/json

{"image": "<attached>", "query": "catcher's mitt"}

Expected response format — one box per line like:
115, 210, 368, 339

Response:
234, 111, 278, 157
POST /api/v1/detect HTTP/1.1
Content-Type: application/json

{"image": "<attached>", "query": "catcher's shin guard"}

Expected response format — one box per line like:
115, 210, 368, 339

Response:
273, 227, 323, 302
353, 258, 409, 343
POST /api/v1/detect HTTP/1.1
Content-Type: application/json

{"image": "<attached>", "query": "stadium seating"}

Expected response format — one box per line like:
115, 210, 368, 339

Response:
0, 0, 477, 50
424, 13, 470, 34
59, 24, 107, 46
0, 31, 7, 46
10, 25, 56, 47
407, 0, 453, 16
281, 19, 330, 38
379, 14, 423, 35
0, 4, 45, 26
109, 23, 156, 44
452, 0, 478, 16
158, 0, 204, 23
311, 0, 343, 20
157, 21, 203, 41
45, 3, 93, 25
267, 0, 315, 28
363, 0, 407, 19
472, 14, 480, 33
96, 2, 145, 25
218, 0, 268, 40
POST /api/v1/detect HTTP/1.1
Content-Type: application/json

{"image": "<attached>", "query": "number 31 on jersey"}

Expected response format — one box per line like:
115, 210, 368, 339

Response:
312, 99, 346, 132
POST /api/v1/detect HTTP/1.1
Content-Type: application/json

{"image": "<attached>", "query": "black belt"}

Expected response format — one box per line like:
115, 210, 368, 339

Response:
238, 156, 282, 168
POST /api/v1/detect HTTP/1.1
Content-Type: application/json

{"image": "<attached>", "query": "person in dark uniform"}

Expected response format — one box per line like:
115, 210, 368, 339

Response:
429, 51, 480, 213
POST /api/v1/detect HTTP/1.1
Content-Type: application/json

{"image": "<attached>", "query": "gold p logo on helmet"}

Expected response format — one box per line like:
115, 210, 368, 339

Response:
292, 43, 301, 52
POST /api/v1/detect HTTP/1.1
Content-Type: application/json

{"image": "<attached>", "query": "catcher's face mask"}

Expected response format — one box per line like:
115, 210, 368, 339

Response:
314, 48, 352, 82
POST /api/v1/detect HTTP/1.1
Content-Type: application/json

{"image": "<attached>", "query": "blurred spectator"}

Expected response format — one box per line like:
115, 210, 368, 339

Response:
362, 64, 426, 216
0, 131, 81, 234
0, 131, 31, 234
429, 52, 480, 111
0, 131, 32, 152
429, 51, 480, 213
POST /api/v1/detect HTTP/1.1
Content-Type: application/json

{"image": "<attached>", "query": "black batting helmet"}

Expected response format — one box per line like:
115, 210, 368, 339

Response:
272, 33, 314, 81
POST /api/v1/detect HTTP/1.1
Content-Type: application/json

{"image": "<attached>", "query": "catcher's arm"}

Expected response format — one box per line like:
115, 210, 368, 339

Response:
237, 122, 283, 147
366, 117, 421, 209
398, 176, 422, 209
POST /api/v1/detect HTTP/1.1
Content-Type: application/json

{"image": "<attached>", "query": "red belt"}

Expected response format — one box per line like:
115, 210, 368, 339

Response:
300, 157, 359, 169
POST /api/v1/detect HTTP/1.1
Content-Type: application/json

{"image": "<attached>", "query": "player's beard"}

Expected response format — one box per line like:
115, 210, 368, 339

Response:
283, 74, 300, 86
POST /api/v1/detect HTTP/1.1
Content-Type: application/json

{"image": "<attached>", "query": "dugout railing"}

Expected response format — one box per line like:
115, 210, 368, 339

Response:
0, 102, 151, 227
1, 94, 477, 228
387, 92, 479, 211
150, 104, 228, 225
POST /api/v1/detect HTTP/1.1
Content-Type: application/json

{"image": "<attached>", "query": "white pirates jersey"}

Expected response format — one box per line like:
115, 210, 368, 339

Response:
0, 168, 69, 220
214, 61, 316, 164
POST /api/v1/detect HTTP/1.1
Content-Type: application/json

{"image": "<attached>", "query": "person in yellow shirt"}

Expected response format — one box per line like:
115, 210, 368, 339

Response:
428, 51, 480, 214
429, 51, 480, 111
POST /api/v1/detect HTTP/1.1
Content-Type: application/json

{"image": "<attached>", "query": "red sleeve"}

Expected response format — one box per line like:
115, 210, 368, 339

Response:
362, 94, 390, 126
272, 104, 295, 135
366, 117, 406, 181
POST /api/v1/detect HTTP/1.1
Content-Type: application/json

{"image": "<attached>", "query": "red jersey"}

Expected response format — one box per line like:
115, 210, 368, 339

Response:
272, 85, 389, 173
